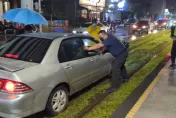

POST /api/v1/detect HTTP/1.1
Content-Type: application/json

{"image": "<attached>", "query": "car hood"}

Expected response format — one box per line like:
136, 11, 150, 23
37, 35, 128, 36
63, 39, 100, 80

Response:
0, 57, 38, 72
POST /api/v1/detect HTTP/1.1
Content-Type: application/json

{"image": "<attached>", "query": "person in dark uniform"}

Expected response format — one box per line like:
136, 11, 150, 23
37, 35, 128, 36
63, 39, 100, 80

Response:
84, 30, 128, 93
170, 24, 176, 67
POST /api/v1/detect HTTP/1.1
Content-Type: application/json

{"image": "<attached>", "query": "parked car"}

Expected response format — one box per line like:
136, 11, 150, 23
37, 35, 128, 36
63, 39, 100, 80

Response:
0, 33, 114, 118
72, 22, 109, 34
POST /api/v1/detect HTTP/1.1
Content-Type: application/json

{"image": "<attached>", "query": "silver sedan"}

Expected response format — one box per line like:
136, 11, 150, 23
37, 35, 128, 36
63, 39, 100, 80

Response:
0, 33, 114, 118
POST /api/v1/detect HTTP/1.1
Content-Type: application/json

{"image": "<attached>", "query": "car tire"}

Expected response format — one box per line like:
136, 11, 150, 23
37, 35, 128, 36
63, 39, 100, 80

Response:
45, 85, 69, 117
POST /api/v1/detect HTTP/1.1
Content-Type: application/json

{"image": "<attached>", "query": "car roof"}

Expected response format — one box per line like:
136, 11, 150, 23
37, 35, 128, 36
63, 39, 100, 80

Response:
17, 32, 92, 40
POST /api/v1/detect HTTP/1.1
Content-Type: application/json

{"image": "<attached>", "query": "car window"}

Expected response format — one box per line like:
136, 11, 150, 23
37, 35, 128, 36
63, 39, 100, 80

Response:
81, 23, 92, 27
138, 21, 148, 25
58, 38, 88, 63
82, 38, 102, 56
0, 36, 52, 63
129, 19, 136, 23
83, 38, 96, 47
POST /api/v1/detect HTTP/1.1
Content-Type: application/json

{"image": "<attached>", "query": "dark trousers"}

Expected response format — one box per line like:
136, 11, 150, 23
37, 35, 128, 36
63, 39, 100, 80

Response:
171, 41, 176, 64
111, 50, 128, 88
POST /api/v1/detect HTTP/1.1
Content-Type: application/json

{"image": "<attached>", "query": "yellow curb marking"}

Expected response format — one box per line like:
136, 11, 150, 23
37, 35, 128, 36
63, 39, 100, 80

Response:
125, 73, 163, 118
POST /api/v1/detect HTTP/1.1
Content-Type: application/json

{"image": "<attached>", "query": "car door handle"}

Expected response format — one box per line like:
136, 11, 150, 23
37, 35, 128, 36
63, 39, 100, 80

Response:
64, 65, 73, 69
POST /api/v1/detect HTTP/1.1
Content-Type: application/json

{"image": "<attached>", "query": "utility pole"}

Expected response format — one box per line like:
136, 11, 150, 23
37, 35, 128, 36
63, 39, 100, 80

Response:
38, 0, 42, 32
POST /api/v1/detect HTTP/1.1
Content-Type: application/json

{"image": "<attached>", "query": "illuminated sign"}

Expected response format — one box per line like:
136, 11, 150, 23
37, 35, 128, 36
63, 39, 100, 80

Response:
79, 0, 105, 7
118, 1, 125, 9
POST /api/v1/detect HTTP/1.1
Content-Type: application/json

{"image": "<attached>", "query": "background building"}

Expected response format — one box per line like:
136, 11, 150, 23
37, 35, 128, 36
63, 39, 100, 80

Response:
0, 0, 20, 21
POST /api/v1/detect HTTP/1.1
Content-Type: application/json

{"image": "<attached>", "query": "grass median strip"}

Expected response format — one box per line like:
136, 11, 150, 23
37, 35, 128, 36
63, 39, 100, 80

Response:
56, 31, 172, 118
129, 30, 169, 50
84, 44, 172, 118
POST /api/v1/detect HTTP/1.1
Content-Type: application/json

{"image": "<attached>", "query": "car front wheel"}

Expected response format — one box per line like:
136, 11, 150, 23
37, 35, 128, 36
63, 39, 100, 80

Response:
45, 86, 69, 117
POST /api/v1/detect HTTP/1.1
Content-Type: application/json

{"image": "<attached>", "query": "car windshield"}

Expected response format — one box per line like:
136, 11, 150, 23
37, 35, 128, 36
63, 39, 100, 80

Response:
81, 23, 92, 27
137, 21, 148, 25
127, 19, 135, 23
0, 36, 52, 63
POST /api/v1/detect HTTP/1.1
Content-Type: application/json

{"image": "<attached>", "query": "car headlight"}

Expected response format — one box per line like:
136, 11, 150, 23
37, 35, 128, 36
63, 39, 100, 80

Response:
142, 26, 146, 29
72, 31, 77, 34
83, 31, 88, 34
131, 35, 137, 40
163, 23, 167, 26
153, 30, 158, 34
155, 22, 158, 25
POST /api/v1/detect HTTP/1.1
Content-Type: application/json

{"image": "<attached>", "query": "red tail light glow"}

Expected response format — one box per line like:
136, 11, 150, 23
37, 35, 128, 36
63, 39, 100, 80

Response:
4, 54, 19, 59
0, 79, 33, 94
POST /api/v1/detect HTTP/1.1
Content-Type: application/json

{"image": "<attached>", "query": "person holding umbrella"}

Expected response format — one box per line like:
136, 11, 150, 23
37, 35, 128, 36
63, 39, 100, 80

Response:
2, 8, 48, 32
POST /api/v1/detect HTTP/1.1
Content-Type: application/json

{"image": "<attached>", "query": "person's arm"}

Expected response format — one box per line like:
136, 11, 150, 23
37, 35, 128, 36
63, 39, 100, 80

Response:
84, 43, 104, 51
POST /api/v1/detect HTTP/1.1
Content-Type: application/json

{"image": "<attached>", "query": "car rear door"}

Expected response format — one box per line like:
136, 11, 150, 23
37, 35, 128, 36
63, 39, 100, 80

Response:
58, 37, 92, 92
82, 37, 112, 83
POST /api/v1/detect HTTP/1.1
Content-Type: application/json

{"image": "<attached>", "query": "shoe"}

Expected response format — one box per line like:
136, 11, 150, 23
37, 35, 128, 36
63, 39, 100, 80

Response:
106, 88, 118, 93
170, 63, 176, 68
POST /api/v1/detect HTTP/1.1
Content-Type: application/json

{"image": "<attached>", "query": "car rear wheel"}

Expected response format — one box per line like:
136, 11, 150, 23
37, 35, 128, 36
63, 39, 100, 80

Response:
46, 86, 69, 117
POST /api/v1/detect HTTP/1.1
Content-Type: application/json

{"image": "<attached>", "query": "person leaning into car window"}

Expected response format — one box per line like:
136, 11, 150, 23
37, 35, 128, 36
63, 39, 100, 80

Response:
84, 30, 128, 93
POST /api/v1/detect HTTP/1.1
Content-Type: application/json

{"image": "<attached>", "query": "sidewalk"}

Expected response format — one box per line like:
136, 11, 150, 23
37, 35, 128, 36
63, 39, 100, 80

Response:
126, 60, 176, 118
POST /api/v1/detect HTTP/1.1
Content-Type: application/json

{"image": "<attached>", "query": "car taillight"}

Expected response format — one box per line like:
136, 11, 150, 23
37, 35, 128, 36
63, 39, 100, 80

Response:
0, 79, 33, 94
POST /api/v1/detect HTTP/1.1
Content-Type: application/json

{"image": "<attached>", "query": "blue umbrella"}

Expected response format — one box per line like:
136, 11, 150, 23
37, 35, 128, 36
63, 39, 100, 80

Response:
2, 8, 48, 25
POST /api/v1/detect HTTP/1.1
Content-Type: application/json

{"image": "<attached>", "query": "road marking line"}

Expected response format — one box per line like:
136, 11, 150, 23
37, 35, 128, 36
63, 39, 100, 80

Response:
125, 72, 163, 118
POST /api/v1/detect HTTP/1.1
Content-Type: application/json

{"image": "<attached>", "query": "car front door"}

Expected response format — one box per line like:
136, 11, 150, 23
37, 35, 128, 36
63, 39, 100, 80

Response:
58, 37, 92, 92
82, 37, 112, 83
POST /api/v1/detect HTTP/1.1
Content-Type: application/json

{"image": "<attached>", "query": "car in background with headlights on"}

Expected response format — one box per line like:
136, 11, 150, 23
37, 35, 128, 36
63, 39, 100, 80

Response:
72, 22, 108, 34
154, 20, 167, 30
132, 20, 150, 34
